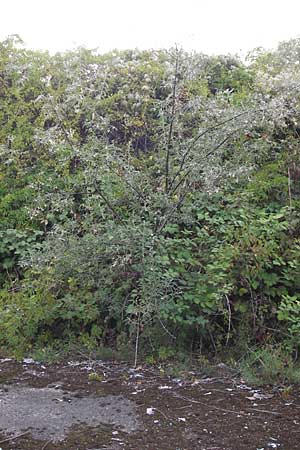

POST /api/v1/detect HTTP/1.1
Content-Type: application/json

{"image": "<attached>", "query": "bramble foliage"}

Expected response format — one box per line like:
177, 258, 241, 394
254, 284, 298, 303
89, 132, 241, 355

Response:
0, 36, 299, 365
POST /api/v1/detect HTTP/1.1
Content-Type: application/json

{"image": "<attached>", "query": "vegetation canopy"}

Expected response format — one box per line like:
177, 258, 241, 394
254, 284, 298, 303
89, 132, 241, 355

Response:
0, 36, 300, 375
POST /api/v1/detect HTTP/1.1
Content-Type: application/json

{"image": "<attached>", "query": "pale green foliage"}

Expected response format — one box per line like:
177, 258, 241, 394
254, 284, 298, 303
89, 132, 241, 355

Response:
0, 37, 300, 369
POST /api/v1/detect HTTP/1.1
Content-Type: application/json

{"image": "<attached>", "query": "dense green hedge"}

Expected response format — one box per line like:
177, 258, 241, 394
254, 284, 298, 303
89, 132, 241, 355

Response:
0, 36, 300, 361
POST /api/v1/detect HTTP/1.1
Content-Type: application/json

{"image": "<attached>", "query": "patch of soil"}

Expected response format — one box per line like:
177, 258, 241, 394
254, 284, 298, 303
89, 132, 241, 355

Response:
0, 358, 299, 449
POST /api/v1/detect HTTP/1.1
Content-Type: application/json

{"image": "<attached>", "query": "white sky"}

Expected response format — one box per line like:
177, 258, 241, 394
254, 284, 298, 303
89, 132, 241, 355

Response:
1, 0, 300, 56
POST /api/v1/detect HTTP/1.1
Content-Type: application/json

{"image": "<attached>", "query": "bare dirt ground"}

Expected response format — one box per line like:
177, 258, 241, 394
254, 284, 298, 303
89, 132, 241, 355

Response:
0, 358, 299, 450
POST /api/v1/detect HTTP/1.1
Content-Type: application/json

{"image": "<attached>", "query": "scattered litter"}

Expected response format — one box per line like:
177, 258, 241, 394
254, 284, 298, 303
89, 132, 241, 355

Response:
237, 384, 253, 391
129, 373, 144, 379
23, 358, 35, 364
25, 369, 38, 376
0, 358, 297, 448
246, 393, 274, 401
257, 439, 280, 449
201, 377, 215, 383
128, 367, 142, 373
217, 363, 229, 369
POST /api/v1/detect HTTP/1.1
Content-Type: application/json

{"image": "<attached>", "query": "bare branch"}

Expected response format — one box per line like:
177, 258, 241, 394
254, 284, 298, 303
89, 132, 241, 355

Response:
93, 182, 124, 223
165, 46, 180, 193
169, 109, 257, 190
169, 127, 244, 196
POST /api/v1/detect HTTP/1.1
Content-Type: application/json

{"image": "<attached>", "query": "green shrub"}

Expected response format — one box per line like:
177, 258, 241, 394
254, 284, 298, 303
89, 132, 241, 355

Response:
240, 345, 300, 385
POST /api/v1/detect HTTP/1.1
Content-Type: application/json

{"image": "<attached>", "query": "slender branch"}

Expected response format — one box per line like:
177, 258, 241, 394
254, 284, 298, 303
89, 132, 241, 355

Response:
0, 431, 30, 444
49, 97, 77, 151
152, 407, 170, 421
288, 166, 292, 208
93, 182, 124, 223
155, 188, 189, 235
173, 393, 283, 417
158, 316, 176, 340
41, 440, 51, 450
169, 127, 242, 197
169, 168, 192, 196
204, 128, 242, 159
134, 311, 141, 368
169, 110, 256, 190
172, 393, 245, 416
165, 47, 179, 193
106, 160, 146, 201
248, 408, 282, 416
225, 294, 232, 347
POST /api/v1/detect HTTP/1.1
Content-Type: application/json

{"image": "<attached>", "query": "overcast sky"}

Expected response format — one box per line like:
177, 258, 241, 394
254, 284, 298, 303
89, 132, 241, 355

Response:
1, 0, 300, 56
